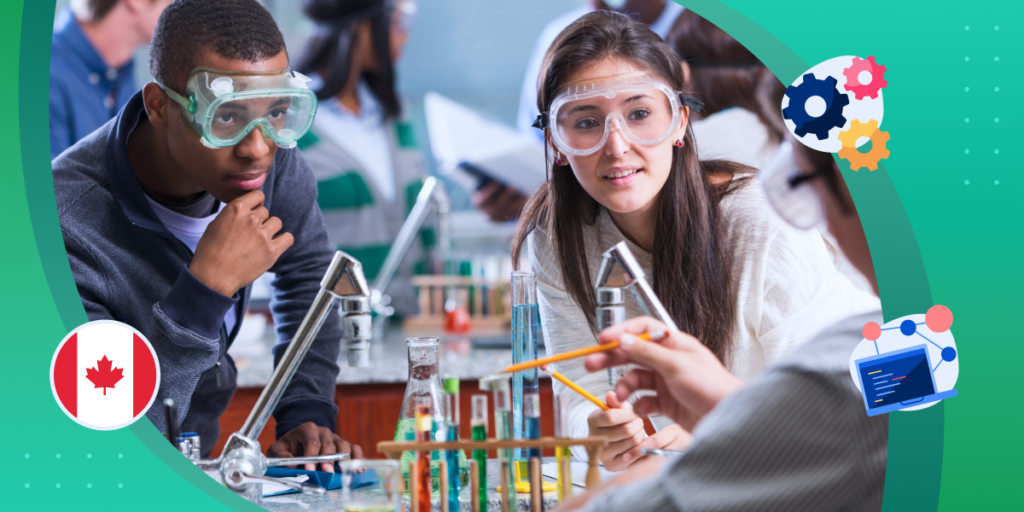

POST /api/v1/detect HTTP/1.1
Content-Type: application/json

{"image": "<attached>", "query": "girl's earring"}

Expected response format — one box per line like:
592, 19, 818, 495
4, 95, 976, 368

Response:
675, 139, 685, 148
555, 152, 565, 166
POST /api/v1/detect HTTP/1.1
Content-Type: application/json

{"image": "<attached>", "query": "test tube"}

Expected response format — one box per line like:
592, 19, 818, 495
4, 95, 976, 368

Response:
414, 397, 433, 512
554, 395, 571, 502
511, 272, 541, 462
471, 395, 489, 512
524, 392, 542, 503
443, 378, 461, 512
480, 374, 515, 510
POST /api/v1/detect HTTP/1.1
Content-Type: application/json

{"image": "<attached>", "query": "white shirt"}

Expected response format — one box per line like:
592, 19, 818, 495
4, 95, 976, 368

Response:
516, 2, 686, 138
145, 197, 238, 336
691, 107, 778, 168
316, 80, 397, 203
526, 181, 881, 460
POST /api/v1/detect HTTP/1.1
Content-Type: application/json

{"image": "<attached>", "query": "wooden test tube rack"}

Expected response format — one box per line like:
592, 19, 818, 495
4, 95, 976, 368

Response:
378, 437, 608, 512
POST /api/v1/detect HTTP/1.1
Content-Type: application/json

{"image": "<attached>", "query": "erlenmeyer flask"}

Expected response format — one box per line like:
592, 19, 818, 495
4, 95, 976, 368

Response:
393, 337, 468, 492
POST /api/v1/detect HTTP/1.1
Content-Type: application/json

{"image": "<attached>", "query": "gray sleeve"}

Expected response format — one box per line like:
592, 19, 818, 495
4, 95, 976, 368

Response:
63, 225, 221, 434
267, 148, 342, 437
581, 369, 888, 512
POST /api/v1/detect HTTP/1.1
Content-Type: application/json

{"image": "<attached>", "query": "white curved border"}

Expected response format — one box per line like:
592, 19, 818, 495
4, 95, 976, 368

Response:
49, 319, 162, 431
848, 313, 958, 412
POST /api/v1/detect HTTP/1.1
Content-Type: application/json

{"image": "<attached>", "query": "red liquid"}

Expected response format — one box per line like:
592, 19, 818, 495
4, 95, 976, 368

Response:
415, 405, 432, 512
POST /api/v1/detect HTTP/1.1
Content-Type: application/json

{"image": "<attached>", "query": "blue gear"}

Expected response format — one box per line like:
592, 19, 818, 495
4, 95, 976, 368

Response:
783, 73, 837, 130
794, 86, 849, 140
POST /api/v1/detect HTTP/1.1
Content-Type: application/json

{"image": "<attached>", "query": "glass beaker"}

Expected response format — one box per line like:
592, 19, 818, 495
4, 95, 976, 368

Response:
393, 337, 468, 492
339, 459, 402, 512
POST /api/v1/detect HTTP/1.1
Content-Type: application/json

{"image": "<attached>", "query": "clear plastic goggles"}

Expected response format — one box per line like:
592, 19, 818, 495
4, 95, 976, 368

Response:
536, 74, 702, 157
759, 142, 825, 229
159, 67, 318, 149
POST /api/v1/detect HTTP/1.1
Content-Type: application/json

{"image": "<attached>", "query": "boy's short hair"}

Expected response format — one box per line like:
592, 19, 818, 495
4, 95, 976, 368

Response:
149, 0, 287, 92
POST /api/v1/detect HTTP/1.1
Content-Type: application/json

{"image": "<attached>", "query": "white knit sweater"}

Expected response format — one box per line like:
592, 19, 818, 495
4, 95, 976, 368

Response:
526, 181, 881, 460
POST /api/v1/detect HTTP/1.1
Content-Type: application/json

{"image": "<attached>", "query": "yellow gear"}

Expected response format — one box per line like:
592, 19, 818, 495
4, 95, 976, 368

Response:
838, 119, 891, 171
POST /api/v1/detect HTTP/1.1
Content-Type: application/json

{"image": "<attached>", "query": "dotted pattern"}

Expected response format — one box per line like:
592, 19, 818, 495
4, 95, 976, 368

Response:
20, 452, 130, 491
962, 23, 1002, 187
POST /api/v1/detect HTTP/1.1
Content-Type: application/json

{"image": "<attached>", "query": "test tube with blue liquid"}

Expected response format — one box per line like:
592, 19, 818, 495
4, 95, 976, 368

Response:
511, 271, 541, 462
443, 378, 461, 512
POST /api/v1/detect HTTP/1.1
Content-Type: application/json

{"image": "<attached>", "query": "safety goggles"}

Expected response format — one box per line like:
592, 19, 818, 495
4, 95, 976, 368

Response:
760, 142, 852, 229
159, 67, 318, 149
532, 74, 703, 157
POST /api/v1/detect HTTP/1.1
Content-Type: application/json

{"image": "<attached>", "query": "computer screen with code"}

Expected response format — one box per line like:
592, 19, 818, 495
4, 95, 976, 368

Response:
858, 345, 936, 410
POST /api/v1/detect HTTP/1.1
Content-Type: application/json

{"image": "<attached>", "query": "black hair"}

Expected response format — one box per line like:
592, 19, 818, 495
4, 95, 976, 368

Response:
149, 0, 287, 92
295, 0, 401, 120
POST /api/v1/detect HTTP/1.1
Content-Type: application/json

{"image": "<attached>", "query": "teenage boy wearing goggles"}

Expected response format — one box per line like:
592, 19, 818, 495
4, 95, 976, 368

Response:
53, 0, 362, 470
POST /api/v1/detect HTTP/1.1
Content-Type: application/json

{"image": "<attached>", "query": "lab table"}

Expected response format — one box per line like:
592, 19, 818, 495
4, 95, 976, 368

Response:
260, 458, 565, 512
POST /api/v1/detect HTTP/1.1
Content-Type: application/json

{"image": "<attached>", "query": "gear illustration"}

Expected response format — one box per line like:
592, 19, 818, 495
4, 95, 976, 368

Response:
794, 86, 849, 140
783, 73, 837, 131
843, 56, 888, 100
838, 119, 890, 171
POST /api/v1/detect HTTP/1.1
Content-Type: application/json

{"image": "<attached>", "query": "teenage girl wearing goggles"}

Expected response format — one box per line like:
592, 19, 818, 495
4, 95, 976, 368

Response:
511, 10, 880, 470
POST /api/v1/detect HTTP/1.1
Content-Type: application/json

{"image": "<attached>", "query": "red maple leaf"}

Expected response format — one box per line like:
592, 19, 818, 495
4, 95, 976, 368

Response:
85, 356, 124, 395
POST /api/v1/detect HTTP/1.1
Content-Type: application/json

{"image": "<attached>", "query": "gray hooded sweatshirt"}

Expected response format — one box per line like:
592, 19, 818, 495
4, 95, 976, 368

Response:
53, 91, 343, 455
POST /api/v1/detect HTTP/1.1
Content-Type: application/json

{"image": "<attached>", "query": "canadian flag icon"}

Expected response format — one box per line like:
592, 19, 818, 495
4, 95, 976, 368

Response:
50, 320, 160, 430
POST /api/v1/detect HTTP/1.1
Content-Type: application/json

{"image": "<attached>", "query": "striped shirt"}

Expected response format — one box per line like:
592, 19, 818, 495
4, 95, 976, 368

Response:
580, 311, 889, 512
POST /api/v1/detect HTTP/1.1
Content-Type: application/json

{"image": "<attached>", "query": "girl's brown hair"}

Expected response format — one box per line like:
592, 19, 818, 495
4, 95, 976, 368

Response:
511, 10, 751, 362
666, 10, 787, 143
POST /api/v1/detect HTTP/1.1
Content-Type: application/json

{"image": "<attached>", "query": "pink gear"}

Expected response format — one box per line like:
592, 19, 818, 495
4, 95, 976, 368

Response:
843, 56, 888, 100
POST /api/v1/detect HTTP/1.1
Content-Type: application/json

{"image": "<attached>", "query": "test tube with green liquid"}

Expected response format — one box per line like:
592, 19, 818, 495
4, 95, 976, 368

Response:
554, 394, 571, 502
480, 374, 515, 509
471, 395, 488, 512
443, 378, 461, 512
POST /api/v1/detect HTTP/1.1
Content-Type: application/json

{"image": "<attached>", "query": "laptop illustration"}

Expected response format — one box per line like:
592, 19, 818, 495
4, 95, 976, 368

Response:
855, 344, 958, 417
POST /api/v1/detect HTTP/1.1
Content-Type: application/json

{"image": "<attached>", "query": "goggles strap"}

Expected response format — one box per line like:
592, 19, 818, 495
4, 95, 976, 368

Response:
156, 82, 195, 114
532, 113, 548, 130
679, 94, 704, 113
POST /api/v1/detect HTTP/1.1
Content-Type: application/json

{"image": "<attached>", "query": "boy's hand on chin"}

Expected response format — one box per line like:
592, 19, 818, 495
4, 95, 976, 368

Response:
189, 189, 293, 297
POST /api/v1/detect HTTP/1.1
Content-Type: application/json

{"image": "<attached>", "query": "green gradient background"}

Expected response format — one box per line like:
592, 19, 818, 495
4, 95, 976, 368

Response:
2, 0, 1016, 510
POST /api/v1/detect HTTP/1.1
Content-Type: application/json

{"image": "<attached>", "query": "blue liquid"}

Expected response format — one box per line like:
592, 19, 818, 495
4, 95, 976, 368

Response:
446, 425, 460, 511
525, 415, 541, 460
512, 303, 541, 460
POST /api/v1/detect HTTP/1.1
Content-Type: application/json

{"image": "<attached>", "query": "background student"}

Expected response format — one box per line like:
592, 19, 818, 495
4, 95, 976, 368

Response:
555, 137, 887, 512
512, 10, 880, 470
54, 0, 362, 470
666, 9, 787, 168
50, 0, 173, 158
296, 0, 429, 316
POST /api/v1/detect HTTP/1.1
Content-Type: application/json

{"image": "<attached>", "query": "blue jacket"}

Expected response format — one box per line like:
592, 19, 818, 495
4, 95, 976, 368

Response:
53, 91, 343, 454
50, 8, 137, 159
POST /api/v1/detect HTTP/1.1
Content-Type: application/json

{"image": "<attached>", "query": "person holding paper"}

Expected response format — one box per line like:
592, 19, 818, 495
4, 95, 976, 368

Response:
511, 10, 879, 471
295, 0, 430, 317
554, 137, 887, 512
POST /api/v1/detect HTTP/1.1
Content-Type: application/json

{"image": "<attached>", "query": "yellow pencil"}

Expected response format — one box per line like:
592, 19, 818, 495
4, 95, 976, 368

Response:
542, 365, 610, 411
502, 330, 665, 374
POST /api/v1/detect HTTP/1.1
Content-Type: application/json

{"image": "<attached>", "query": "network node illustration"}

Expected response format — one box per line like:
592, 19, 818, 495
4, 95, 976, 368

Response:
850, 306, 959, 417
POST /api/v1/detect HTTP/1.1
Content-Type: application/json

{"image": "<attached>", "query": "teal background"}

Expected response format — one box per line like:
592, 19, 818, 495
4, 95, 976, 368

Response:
2, 0, 1017, 510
